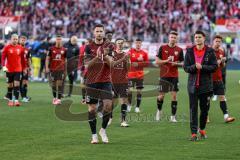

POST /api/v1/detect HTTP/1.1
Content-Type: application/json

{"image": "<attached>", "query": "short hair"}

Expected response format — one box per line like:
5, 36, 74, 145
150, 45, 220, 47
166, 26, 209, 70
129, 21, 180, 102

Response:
11, 33, 18, 38
20, 35, 27, 39
106, 30, 113, 34
93, 24, 105, 30
194, 30, 206, 37
56, 35, 62, 38
169, 31, 178, 36
135, 38, 142, 42
115, 38, 125, 43
213, 35, 223, 40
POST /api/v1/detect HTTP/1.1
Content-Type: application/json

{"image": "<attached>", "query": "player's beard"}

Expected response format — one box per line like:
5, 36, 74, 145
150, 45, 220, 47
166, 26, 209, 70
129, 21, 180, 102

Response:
96, 35, 103, 41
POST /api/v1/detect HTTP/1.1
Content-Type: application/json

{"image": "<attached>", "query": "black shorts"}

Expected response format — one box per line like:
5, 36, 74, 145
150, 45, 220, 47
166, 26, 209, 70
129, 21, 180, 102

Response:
213, 81, 225, 95
21, 71, 29, 81
50, 71, 64, 81
159, 77, 179, 92
85, 82, 113, 104
113, 83, 128, 98
6, 72, 21, 83
128, 78, 144, 89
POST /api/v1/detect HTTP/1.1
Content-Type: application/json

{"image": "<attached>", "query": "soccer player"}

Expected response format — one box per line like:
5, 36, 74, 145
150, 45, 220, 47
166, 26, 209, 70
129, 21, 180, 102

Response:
79, 39, 91, 104
111, 38, 130, 127
19, 35, 31, 102
211, 35, 235, 123
63, 35, 79, 97
127, 38, 149, 113
1, 34, 27, 106
184, 31, 217, 141
155, 31, 184, 122
84, 24, 114, 144
45, 35, 67, 105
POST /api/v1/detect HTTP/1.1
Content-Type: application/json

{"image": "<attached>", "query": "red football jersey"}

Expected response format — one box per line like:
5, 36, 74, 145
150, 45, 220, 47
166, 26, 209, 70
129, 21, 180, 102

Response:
156, 44, 184, 78
48, 46, 67, 71
128, 48, 149, 79
1, 44, 26, 72
23, 47, 31, 68
84, 40, 115, 84
212, 49, 225, 82
111, 51, 128, 84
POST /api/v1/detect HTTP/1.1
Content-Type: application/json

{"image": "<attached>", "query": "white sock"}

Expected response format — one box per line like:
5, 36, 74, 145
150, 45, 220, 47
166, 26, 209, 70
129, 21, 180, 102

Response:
92, 134, 97, 137
224, 114, 229, 120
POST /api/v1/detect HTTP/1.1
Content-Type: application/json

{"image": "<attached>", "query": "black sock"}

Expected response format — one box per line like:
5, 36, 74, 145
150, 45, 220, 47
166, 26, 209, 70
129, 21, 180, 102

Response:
22, 84, 27, 98
171, 101, 178, 116
69, 81, 73, 96
102, 111, 111, 129
52, 85, 57, 98
7, 87, 13, 100
121, 103, 127, 121
136, 93, 142, 108
110, 104, 113, 119
220, 101, 228, 115
58, 85, 63, 99
128, 92, 132, 105
82, 88, 86, 100
157, 99, 163, 111
14, 86, 20, 100
88, 111, 97, 134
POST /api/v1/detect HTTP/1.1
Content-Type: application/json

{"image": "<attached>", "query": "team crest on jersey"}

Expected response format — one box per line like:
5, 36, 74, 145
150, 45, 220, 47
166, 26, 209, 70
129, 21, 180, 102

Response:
164, 50, 168, 53
61, 50, 64, 54
132, 54, 135, 57
17, 49, 20, 55
25, 50, 28, 54
10, 49, 13, 53
53, 50, 56, 53
174, 51, 178, 56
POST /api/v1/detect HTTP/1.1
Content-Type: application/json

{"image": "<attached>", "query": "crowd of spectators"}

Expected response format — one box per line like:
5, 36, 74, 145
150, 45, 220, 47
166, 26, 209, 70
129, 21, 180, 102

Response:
0, 0, 239, 43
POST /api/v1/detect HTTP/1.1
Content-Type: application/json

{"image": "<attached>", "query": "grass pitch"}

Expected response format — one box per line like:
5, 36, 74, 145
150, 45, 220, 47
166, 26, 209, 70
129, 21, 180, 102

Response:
0, 69, 239, 160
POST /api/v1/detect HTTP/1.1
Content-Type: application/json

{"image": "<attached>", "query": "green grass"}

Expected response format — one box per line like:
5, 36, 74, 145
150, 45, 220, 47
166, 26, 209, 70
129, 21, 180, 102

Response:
0, 69, 240, 160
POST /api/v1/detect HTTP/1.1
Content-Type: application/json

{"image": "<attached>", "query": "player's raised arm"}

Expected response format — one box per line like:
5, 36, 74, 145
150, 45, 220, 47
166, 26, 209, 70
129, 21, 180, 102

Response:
200, 48, 218, 73
83, 45, 99, 68
183, 48, 197, 74
155, 46, 171, 66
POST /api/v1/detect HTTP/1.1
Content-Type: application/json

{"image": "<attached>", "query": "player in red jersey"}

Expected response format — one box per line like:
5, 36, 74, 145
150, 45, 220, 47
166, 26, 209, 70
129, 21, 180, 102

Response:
155, 31, 184, 122
79, 39, 91, 104
46, 35, 67, 105
211, 35, 235, 123
127, 38, 149, 113
1, 34, 27, 106
19, 35, 31, 102
111, 38, 130, 127
84, 24, 114, 144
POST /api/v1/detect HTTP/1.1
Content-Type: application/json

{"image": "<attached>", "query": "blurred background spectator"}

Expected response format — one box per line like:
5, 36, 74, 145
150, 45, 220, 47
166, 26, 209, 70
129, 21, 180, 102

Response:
0, 0, 239, 43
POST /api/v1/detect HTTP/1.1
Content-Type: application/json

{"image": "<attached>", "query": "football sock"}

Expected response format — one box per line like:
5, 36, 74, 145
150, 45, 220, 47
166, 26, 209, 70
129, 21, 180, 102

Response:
7, 87, 13, 100
102, 111, 111, 129
157, 99, 163, 111
121, 103, 127, 121
13, 86, 20, 100
88, 111, 97, 134
136, 93, 142, 108
220, 101, 228, 115
171, 101, 178, 116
